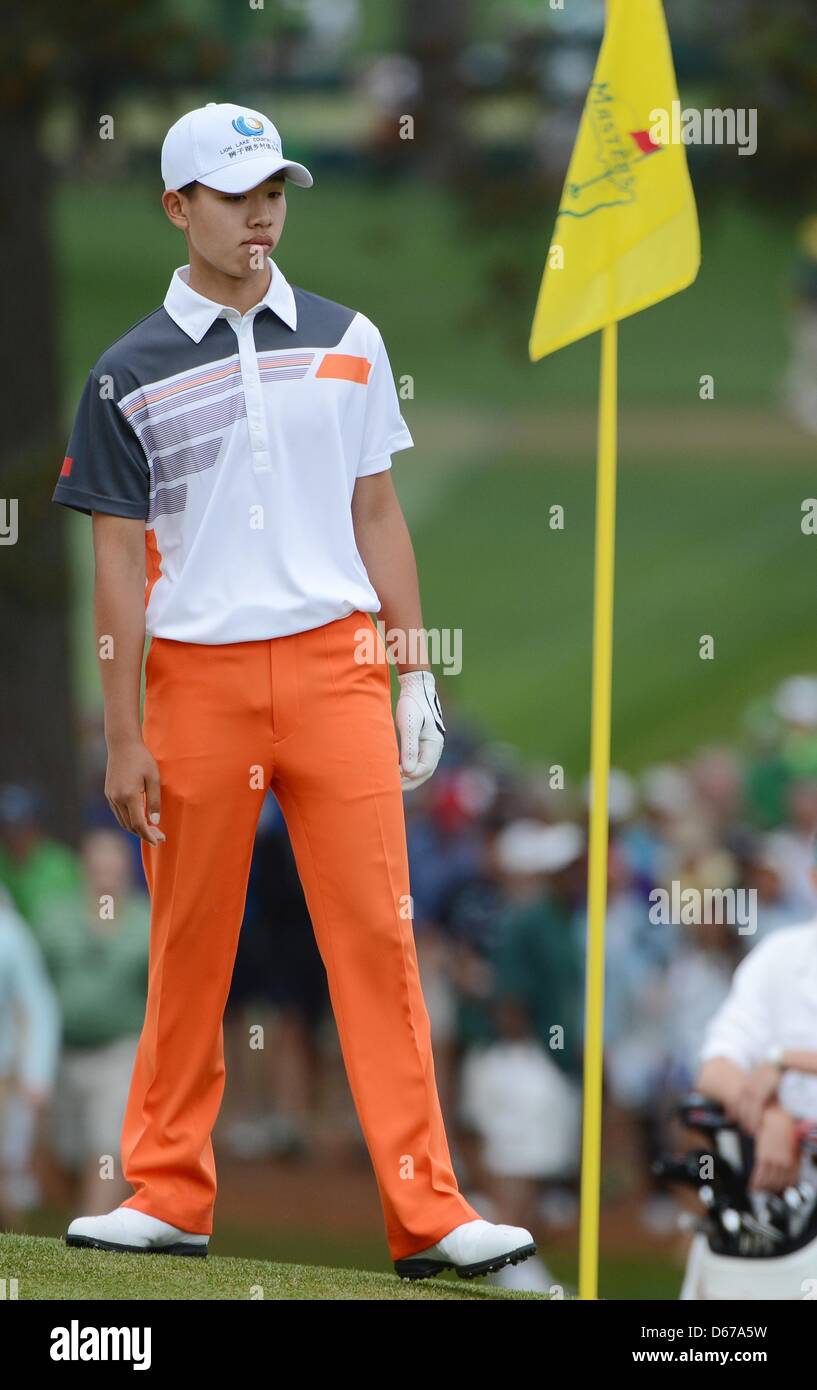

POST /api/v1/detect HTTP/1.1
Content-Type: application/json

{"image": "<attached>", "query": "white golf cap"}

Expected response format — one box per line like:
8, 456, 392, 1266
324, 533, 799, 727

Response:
774, 674, 817, 728
161, 102, 314, 193
581, 767, 637, 823
495, 820, 585, 875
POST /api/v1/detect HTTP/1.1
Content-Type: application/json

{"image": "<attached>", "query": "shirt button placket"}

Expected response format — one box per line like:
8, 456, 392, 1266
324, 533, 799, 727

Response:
239, 310, 271, 475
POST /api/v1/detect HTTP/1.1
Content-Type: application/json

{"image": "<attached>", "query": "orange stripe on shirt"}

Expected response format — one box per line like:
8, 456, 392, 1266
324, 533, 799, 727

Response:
145, 528, 164, 612
316, 354, 371, 384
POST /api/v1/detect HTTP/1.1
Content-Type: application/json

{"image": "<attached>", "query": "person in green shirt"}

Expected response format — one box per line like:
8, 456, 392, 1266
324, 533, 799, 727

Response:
0, 784, 82, 927
450, 819, 586, 1080
492, 891, 585, 1084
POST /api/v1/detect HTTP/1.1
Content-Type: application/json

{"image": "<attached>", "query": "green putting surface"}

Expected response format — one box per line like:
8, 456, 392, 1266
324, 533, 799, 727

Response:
0, 1231, 547, 1300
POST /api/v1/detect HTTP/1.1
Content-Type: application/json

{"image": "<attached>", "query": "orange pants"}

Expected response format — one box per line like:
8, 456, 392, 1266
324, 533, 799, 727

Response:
120, 609, 481, 1260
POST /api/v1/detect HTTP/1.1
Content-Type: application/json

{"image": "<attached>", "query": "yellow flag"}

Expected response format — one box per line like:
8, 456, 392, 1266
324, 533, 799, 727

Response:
529, 0, 700, 361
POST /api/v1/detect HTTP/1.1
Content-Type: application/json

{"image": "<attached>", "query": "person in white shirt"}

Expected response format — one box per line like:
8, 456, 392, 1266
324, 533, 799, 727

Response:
0, 885, 61, 1220
695, 918, 817, 1192
55, 102, 535, 1280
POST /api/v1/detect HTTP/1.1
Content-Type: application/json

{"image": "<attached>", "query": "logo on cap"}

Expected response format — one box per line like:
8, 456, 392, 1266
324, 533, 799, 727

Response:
232, 115, 265, 138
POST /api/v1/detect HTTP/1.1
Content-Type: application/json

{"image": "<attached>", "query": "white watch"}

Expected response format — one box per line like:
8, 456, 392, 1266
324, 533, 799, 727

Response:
766, 1044, 785, 1070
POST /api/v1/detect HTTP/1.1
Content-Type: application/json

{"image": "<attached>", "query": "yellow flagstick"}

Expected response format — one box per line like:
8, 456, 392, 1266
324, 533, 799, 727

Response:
578, 321, 618, 1301
525, 0, 700, 1302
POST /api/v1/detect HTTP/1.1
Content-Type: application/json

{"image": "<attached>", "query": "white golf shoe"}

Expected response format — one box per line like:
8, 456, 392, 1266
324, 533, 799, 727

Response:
65, 1205, 209, 1258
394, 1218, 536, 1280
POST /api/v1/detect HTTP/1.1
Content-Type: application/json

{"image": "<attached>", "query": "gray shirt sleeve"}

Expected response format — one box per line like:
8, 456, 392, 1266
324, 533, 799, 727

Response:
52, 367, 150, 520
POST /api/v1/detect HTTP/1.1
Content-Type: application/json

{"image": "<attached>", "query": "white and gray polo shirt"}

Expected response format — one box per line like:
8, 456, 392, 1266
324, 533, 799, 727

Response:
52, 257, 414, 642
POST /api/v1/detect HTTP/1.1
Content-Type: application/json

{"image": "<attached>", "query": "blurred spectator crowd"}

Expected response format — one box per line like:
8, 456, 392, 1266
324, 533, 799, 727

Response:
4, 669, 817, 1288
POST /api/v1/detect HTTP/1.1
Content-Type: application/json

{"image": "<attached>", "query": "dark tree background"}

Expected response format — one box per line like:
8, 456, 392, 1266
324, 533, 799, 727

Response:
0, 2, 214, 839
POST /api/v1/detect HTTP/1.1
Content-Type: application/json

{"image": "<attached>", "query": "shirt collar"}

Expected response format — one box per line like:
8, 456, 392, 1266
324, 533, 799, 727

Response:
163, 256, 297, 342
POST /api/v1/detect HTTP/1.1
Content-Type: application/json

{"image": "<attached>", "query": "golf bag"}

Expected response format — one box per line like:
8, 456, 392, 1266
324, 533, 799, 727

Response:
654, 1092, 817, 1300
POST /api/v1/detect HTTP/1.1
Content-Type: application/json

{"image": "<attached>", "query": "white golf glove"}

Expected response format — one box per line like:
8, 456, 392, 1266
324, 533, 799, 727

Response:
396, 670, 445, 791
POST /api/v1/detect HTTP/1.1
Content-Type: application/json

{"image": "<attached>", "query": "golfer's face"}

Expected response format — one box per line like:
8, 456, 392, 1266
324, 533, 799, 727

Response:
185, 176, 287, 275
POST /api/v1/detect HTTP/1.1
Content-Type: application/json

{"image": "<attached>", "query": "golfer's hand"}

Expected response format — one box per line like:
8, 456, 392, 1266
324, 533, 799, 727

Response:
750, 1104, 800, 1192
105, 736, 166, 845
735, 1063, 781, 1136
395, 670, 445, 791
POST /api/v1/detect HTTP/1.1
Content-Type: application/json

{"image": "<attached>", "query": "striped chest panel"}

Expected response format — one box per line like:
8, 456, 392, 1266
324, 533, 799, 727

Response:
119, 351, 318, 521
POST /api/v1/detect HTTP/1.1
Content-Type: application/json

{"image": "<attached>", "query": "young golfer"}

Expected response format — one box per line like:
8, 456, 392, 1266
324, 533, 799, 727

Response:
53, 103, 535, 1279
